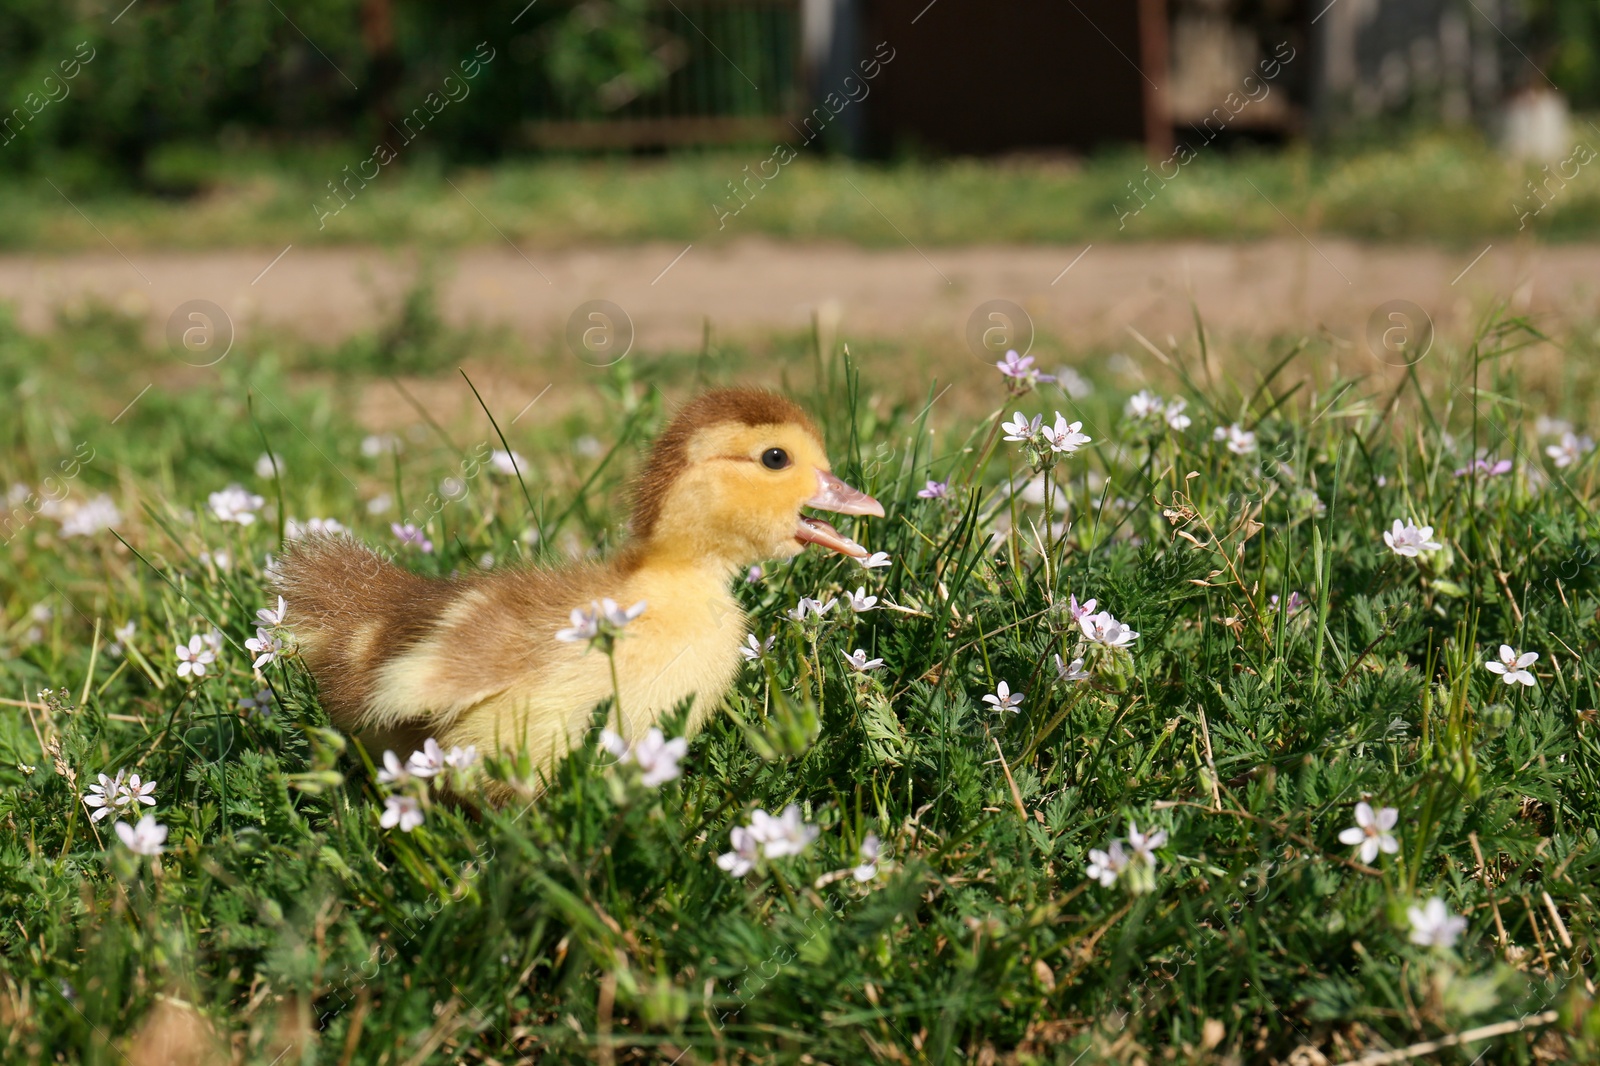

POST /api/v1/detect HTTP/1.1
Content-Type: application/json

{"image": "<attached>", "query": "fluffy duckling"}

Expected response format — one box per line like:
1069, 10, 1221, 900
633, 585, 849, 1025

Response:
272, 388, 882, 789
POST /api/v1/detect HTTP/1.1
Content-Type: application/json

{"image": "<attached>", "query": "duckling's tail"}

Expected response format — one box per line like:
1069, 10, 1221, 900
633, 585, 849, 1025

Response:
270, 533, 457, 728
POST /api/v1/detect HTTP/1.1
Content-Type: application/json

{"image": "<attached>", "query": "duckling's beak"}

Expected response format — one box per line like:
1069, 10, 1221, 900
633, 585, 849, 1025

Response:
796, 470, 884, 557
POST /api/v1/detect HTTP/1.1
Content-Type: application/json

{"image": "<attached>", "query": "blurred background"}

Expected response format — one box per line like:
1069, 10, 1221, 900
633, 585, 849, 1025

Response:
1, 0, 1599, 388
4, 0, 1596, 169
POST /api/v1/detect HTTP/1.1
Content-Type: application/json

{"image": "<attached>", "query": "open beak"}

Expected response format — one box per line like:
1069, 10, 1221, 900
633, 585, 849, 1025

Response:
795, 469, 884, 558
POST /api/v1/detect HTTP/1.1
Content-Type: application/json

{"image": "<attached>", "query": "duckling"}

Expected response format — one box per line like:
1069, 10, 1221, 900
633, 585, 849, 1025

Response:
272, 388, 882, 790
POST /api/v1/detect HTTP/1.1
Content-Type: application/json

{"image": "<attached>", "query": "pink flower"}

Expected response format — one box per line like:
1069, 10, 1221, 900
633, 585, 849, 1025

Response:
391, 523, 433, 553
996, 350, 1054, 386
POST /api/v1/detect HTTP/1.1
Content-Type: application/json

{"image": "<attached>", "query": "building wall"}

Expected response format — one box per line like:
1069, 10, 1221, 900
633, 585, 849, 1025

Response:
855, 0, 1151, 156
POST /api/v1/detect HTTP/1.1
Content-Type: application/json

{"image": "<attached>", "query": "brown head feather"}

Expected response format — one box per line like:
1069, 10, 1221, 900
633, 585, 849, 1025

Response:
629, 388, 821, 542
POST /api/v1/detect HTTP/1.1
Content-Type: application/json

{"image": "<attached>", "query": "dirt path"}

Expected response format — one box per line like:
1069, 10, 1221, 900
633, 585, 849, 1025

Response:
4, 238, 1597, 356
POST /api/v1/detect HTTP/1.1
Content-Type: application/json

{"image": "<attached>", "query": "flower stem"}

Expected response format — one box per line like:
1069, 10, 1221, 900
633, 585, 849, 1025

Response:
809, 633, 825, 722
606, 646, 624, 737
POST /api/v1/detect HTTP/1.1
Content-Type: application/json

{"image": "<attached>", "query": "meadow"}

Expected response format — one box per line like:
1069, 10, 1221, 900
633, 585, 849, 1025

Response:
1, 293, 1599, 1065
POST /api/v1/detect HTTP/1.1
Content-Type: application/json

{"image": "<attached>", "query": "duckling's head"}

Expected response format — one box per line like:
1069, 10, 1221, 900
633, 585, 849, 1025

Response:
628, 388, 883, 569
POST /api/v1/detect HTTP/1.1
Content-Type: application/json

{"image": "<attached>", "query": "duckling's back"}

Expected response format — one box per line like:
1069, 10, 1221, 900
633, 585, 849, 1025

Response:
270, 534, 460, 728
272, 534, 617, 739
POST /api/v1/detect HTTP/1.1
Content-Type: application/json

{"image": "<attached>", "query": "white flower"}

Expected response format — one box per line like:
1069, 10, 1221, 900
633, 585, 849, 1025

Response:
843, 648, 885, 672
107, 620, 136, 657
1536, 416, 1574, 439
846, 586, 878, 612
1125, 390, 1163, 420
366, 494, 393, 515
1002, 412, 1044, 443
202, 631, 223, 655
175, 634, 217, 679
1041, 413, 1092, 454
406, 738, 446, 778
555, 606, 600, 643
1407, 897, 1468, 948
115, 815, 168, 856
1080, 610, 1138, 648
598, 729, 630, 761
982, 680, 1024, 713
1055, 365, 1094, 398
1124, 822, 1167, 866
557, 599, 645, 643
740, 633, 776, 662
361, 433, 401, 458
1338, 802, 1399, 864
375, 750, 411, 785
1086, 840, 1129, 886
598, 598, 647, 628
1055, 654, 1088, 682
199, 548, 232, 571
1546, 432, 1595, 469
254, 453, 283, 479
82, 771, 126, 822
750, 804, 820, 858
285, 517, 347, 540
599, 728, 688, 786
122, 773, 156, 810
490, 449, 528, 476
208, 484, 265, 525
59, 495, 121, 537
574, 435, 604, 458
1485, 644, 1538, 687
717, 825, 761, 876
1126, 391, 1190, 430
379, 795, 424, 832
245, 628, 284, 671
256, 597, 287, 628
631, 728, 689, 787
854, 834, 882, 882
1213, 423, 1257, 455
444, 744, 479, 771
858, 551, 892, 570
788, 596, 838, 622
1383, 519, 1443, 558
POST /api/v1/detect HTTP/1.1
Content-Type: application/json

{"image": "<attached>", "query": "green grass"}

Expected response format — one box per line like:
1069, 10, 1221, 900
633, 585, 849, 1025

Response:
1, 298, 1600, 1064
10, 128, 1600, 252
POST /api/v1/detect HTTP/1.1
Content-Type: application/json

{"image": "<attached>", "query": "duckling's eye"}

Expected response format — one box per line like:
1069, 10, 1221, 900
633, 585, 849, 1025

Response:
760, 447, 790, 470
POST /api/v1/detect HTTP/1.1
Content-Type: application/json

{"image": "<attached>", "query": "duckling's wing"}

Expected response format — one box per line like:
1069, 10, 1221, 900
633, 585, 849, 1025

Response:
273, 534, 597, 731
270, 534, 461, 727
